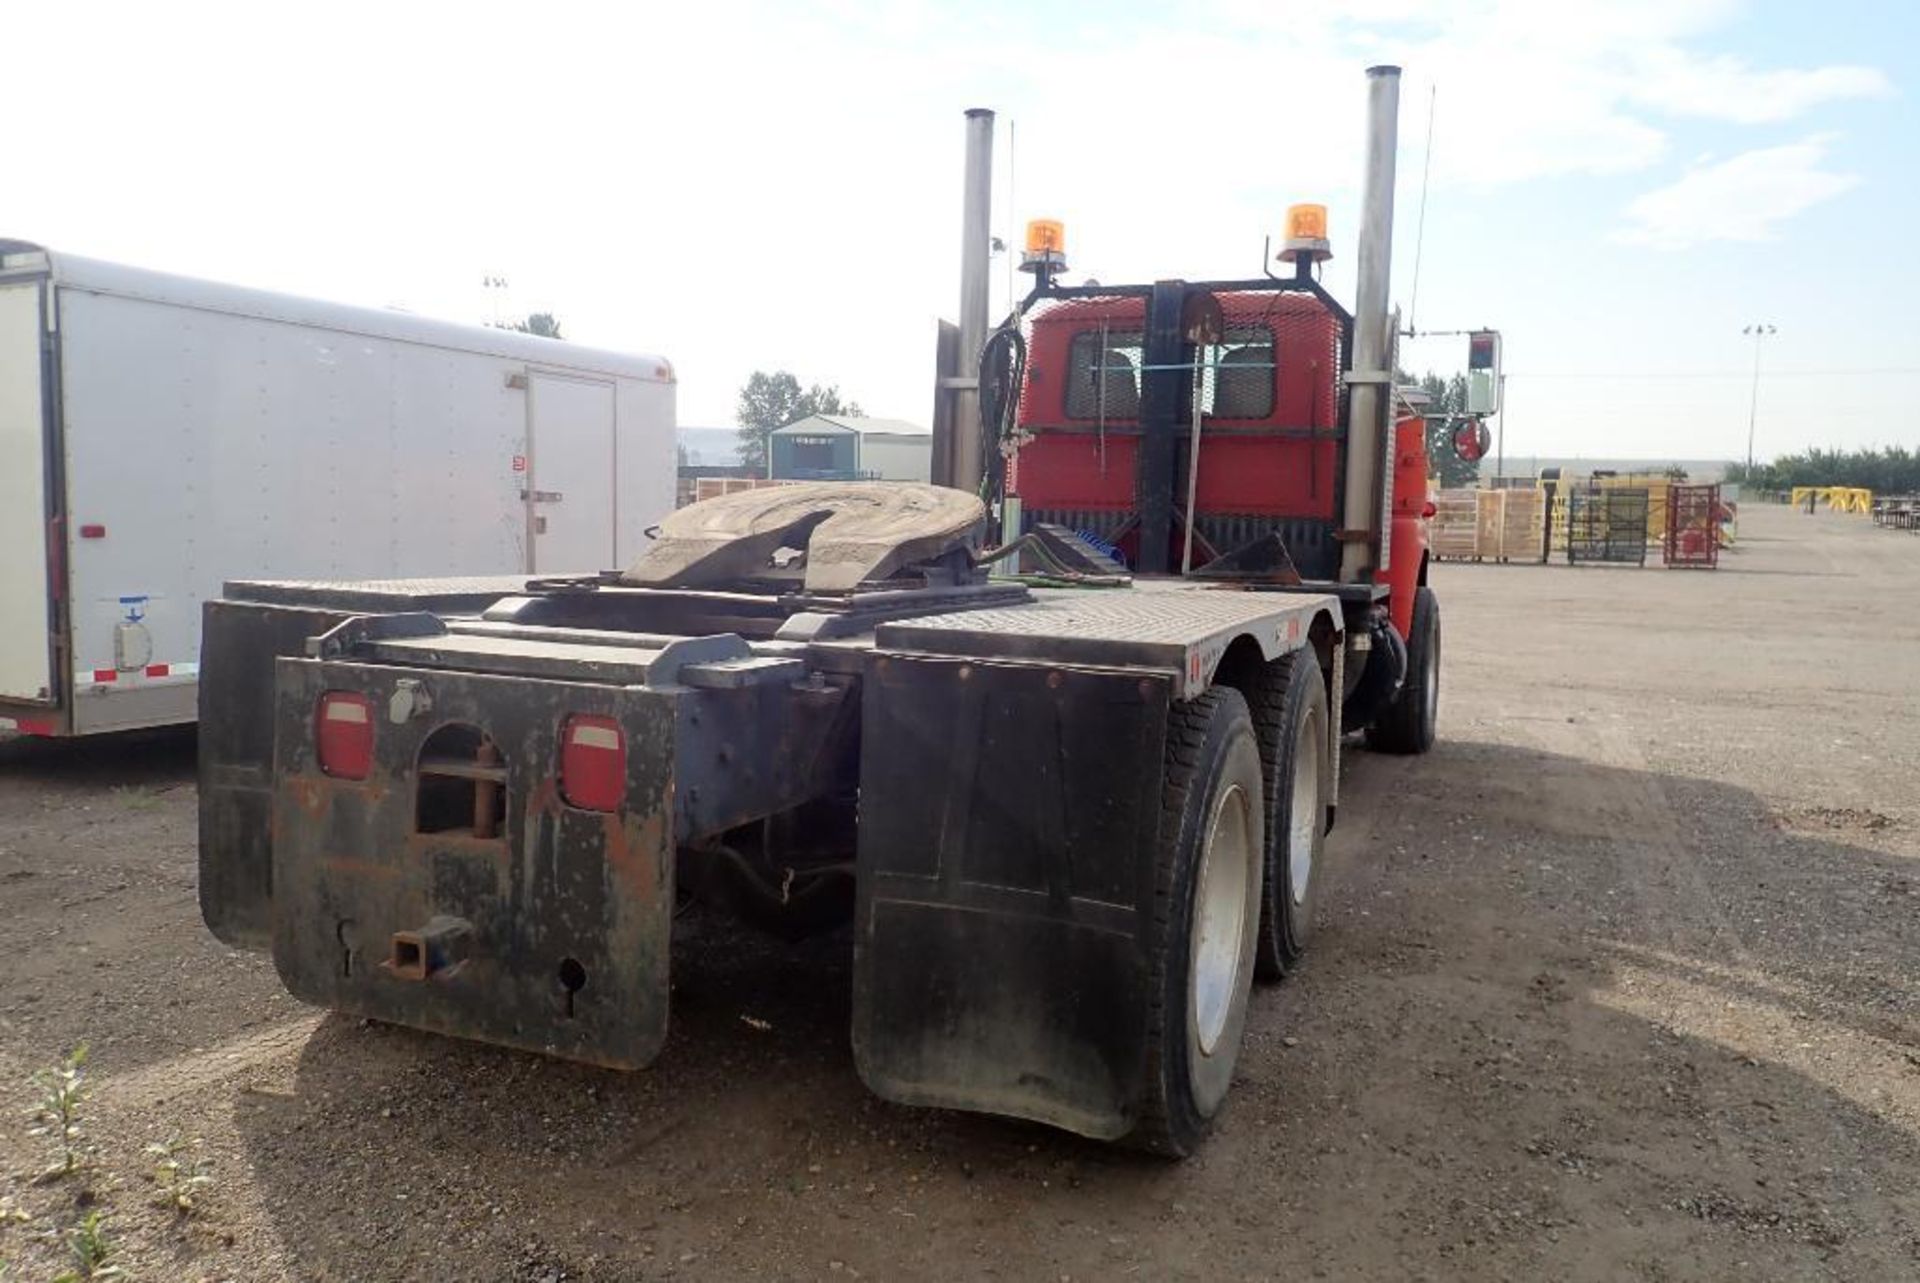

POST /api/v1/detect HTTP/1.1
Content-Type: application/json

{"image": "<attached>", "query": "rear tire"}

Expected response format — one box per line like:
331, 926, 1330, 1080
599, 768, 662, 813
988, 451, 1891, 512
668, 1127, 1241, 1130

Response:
1252, 653, 1330, 981
1367, 586, 1439, 755
1128, 687, 1264, 1158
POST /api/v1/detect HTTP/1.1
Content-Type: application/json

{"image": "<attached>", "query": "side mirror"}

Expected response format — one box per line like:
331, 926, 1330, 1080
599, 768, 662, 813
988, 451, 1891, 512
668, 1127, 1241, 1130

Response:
1451, 417, 1491, 464
1467, 330, 1502, 415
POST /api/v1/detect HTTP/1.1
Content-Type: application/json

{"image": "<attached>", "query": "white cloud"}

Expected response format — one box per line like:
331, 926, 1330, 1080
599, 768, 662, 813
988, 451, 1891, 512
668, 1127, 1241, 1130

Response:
1335, 1, 1890, 185
0, 0, 1898, 435
1613, 135, 1861, 249
1627, 51, 1892, 123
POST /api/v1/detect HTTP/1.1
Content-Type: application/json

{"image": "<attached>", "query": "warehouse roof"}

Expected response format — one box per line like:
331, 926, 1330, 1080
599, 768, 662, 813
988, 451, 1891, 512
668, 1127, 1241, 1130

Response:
773, 414, 929, 437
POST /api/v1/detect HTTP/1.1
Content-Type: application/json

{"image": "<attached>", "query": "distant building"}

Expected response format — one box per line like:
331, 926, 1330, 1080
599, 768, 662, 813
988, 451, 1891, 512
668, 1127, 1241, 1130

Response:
676, 426, 744, 466
769, 415, 931, 482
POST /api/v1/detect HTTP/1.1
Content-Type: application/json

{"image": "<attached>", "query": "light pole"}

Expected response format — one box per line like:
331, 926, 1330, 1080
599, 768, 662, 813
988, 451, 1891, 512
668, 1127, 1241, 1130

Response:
1495, 371, 1507, 481
1743, 323, 1775, 476
483, 275, 509, 328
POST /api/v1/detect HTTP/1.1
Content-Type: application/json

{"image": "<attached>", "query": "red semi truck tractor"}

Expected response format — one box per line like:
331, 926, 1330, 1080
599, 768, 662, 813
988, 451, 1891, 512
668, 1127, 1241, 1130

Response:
197, 65, 1440, 1155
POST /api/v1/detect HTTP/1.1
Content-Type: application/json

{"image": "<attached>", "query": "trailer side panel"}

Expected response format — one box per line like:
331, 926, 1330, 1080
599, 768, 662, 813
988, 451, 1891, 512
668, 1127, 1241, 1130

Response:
46, 283, 672, 736
55, 288, 528, 732
0, 278, 54, 706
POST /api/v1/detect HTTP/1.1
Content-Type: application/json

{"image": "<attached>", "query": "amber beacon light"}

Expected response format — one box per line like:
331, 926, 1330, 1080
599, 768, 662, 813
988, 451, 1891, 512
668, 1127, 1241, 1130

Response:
1279, 203, 1332, 263
1021, 218, 1068, 274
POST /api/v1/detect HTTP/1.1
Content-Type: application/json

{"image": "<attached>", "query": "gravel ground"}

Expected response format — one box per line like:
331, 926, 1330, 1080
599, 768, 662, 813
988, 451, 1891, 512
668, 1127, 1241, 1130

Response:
2, 503, 1917, 1281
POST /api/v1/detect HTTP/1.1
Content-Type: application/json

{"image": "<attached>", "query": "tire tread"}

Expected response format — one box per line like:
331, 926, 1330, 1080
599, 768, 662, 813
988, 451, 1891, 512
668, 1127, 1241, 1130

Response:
1130, 687, 1249, 1157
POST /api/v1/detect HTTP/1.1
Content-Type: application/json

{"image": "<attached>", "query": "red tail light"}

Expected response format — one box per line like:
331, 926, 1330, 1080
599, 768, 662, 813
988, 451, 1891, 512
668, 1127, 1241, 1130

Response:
561, 715, 626, 812
316, 691, 375, 780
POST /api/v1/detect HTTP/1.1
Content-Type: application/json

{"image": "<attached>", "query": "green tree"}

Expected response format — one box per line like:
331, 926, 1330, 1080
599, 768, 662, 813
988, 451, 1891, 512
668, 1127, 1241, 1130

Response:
1728, 446, 1920, 495
1401, 369, 1479, 488
735, 370, 865, 474
494, 311, 564, 339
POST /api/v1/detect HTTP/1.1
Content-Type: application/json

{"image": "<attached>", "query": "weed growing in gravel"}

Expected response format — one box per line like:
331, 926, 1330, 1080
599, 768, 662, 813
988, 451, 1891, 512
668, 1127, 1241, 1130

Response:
26, 1046, 92, 1182
110, 785, 163, 812
144, 1136, 212, 1215
51, 1211, 123, 1281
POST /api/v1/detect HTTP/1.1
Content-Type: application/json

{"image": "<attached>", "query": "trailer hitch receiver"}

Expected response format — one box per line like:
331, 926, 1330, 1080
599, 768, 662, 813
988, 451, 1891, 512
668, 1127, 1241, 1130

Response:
387, 915, 471, 980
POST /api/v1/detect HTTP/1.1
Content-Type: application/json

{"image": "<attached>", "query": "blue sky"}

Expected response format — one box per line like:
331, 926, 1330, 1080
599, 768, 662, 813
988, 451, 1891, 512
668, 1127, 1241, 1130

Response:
1382, 1, 1915, 466
4, 0, 1909, 466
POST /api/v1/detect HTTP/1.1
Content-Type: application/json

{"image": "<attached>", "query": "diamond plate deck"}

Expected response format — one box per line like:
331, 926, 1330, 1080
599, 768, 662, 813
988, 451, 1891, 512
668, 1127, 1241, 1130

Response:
876, 584, 1338, 697
365, 633, 669, 683
225, 576, 535, 613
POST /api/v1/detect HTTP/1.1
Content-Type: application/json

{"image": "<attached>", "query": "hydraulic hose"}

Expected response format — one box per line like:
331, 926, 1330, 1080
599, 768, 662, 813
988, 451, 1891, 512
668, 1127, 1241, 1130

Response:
1342, 611, 1408, 729
977, 325, 1027, 523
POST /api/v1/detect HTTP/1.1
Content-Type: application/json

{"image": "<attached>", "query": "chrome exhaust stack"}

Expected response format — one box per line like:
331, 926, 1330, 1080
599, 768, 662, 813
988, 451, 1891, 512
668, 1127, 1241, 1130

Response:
1338, 65, 1403, 583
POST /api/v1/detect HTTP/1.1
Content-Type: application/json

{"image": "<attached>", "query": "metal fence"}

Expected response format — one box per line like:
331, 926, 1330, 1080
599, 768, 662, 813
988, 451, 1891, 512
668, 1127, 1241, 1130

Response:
1663, 483, 1721, 569
1566, 486, 1649, 565
1872, 495, 1919, 531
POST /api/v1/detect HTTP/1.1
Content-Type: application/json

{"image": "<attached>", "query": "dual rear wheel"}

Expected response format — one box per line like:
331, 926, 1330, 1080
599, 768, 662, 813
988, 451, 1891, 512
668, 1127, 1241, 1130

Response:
1130, 593, 1440, 1155
1129, 653, 1330, 1156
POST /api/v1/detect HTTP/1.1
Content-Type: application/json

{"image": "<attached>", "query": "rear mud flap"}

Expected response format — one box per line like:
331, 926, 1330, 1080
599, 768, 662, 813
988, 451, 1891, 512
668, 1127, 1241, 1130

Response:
853, 655, 1171, 1139
270, 658, 675, 1069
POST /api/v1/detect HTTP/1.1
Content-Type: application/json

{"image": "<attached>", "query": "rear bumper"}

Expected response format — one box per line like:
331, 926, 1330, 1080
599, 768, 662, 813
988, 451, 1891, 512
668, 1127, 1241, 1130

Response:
0, 699, 66, 737
268, 657, 676, 1069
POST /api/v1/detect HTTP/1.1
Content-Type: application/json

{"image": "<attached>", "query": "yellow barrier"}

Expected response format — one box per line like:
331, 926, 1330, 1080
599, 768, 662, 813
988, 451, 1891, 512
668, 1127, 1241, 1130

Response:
1836, 487, 1874, 514
1789, 486, 1875, 514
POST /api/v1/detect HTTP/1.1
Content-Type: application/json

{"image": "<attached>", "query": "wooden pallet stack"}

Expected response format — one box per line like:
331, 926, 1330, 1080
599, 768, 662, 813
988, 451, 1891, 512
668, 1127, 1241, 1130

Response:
1429, 488, 1547, 563
1430, 490, 1482, 559
688, 476, 790, 505
1497, 489, 1546, 560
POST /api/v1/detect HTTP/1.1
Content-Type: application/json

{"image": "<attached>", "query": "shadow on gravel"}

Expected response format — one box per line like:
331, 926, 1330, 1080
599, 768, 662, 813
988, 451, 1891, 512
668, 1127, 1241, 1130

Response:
222, 741, 1920, 1281
0, 724, 198, 788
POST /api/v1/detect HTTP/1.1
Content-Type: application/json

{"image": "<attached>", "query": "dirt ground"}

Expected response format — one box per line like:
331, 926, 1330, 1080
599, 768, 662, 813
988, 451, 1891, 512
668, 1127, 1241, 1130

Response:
2, 503, 1917, 1281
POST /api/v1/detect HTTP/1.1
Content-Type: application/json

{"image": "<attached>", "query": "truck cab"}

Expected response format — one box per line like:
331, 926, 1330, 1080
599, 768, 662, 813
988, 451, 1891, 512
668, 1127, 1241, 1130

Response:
995, 248, 1434, 737
1009, 287, 1352, 579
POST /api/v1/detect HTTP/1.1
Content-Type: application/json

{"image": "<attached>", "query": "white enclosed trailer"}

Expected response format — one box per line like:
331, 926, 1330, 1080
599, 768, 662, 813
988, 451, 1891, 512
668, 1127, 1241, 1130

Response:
0, 241, 675, 736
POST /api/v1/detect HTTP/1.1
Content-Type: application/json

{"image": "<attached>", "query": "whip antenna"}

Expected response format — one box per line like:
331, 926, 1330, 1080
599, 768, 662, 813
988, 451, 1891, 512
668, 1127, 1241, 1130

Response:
1407, 82, 1437, 334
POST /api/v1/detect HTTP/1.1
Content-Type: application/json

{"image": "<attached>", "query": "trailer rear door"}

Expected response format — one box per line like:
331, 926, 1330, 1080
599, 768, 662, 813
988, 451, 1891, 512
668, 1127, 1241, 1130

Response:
528, 373, 616, 572
0, 279, 55, 704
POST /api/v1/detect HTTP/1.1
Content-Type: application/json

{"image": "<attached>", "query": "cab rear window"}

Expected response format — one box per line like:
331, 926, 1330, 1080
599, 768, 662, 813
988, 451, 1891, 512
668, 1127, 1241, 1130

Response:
1062, 326, 1276, 420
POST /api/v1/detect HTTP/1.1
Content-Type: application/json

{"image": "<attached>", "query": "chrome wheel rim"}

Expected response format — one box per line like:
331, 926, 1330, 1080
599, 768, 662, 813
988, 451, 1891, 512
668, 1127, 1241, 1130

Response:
1190, 780, 1255, 1059
1288, 706, 1323, 905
